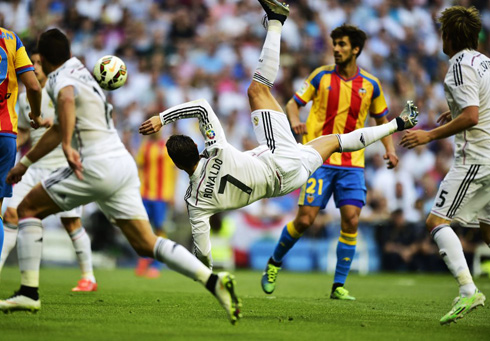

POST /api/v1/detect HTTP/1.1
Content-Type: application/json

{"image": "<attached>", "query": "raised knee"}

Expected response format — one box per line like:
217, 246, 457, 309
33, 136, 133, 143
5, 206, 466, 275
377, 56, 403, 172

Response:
247, 81, 268, 100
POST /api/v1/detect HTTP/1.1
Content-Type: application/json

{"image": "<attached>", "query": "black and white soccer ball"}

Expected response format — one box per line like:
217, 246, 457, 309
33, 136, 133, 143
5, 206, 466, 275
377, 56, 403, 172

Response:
93, 55, 128, 90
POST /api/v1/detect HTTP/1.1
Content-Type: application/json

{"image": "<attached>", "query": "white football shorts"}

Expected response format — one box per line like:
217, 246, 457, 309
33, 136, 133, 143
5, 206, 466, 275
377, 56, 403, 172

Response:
251, 109, 323, 196
9, 166, 81, 218
42, 152, 148, 221
430, 164, 490, 227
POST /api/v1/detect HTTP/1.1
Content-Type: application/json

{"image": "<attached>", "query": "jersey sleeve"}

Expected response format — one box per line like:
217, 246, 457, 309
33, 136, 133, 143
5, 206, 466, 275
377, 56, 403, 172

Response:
159, 98, 227, 148
16, 93, 30, 130
188, 206, 213, 268
13, 33, 34, 75
369, 78, 389, 118
447, 63, 479, 110
52, 76, 79, 102
293, 67, 325, 106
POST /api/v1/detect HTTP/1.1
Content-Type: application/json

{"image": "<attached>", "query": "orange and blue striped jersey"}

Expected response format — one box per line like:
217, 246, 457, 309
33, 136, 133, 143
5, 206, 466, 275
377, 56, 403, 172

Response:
136, 138, 177, 202
0, 27, 34, 137
294, 65, 388, 168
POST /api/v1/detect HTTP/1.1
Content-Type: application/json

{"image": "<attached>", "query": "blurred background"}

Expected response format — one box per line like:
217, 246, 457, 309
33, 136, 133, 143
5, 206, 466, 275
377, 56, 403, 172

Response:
2, 0, 490, 277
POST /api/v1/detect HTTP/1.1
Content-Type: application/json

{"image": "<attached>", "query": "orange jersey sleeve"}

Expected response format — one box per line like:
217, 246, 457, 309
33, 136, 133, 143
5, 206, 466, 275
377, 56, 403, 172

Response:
0, 28, 34, 135
297, 66, 389, 168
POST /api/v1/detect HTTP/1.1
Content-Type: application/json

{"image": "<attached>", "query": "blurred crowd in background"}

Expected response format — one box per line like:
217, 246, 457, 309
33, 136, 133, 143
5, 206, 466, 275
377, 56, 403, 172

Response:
2, 0, 490, 274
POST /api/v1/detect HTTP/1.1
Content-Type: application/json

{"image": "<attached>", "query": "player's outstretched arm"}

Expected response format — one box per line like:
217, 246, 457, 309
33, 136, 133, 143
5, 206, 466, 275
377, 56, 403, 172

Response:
140, 99, 227, 147
400, 105, 477, 149
374, 116, 398, 169
6, 124, 62, 184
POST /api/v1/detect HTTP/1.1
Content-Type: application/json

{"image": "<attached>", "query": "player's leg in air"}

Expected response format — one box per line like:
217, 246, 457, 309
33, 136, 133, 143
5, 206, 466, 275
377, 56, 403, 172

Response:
250, 1, 418, 297
248, 0, 290, 114
260, 112, 419, 294
61, 216, 98, 291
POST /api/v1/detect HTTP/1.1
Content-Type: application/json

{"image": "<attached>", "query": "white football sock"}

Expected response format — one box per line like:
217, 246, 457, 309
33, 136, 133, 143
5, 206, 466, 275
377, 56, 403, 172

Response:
337, 120, 398, 152
153, 237, 212, 285
253, 20, 282, 87
69, 227, 95, 282
432, 224, 477, 297
0, 222, 18, 271
18, 218, 43, 287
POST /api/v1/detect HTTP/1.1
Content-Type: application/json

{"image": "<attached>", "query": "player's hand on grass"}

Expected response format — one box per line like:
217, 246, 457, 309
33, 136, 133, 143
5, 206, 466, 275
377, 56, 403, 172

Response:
63, 146, 84, 180
437, 110, 452, 125
399, 130, 432, 149
383, 151, 398, 169
6, 163, 28, 185
139, 116, 163, 135
290, 119, 307, 135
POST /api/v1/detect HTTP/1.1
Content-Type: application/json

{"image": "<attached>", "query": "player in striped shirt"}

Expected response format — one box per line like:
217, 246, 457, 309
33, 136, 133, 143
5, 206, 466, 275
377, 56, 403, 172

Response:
262, 24, 397, 300
400, 6, 487, 324
0, 27, 42, 264
139, 1, 417, 273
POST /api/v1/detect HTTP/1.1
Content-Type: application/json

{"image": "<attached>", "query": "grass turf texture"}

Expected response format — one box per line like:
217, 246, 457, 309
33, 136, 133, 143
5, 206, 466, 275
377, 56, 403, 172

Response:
1, 267, 488, 341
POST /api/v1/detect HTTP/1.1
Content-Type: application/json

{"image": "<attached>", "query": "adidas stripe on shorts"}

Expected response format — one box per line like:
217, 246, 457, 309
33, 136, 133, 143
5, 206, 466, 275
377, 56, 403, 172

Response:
430, 164, 490, 227
250, 109, 322, 196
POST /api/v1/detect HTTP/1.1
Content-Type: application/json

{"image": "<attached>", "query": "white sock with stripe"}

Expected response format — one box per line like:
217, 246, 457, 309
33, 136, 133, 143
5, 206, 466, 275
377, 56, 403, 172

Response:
69, 227, 95, 282
17, 218, 43, 288
153, 237, 212, 285
253, 20, 282, 87
0, 222, 18, 271
337, 120, 398, 152
431, 224, 477, 297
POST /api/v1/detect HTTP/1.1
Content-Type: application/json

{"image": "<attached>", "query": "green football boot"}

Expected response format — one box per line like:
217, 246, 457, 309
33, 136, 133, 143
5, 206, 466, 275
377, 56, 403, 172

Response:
330, 287, 356, 301
440, 290, 485, 325
261, 258, 282, 294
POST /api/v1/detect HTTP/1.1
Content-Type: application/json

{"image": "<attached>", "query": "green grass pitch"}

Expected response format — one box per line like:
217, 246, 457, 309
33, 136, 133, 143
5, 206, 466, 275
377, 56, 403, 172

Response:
0, 267, 488, 341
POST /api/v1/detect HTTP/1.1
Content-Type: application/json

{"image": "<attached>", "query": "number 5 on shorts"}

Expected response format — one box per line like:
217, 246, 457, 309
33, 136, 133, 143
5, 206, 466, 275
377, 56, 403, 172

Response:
435, 190, 448, 208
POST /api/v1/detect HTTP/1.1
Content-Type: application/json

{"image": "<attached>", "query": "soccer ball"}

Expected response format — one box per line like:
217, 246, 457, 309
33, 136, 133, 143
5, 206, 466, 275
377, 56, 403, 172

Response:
93, 55, 128, 90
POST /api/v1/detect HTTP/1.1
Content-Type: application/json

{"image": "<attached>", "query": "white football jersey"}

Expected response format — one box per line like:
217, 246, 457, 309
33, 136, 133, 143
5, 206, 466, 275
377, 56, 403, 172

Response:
45, 57, 127, 160
18, 88, 67, 169
444, 49, 490, 165
159, 99, 280, 237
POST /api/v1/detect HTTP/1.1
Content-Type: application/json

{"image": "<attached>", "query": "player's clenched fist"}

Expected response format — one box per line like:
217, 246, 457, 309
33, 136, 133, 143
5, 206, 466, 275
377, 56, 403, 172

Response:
139, 115, 163, 135
6, 163, 28, 185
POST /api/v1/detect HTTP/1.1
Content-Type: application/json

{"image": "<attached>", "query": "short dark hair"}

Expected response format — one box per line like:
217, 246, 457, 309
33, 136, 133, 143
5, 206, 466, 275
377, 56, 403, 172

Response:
439, 6, 481, 52
330, 24, 367, 58
166, 135, 200, 169
38, 28, 71, 66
